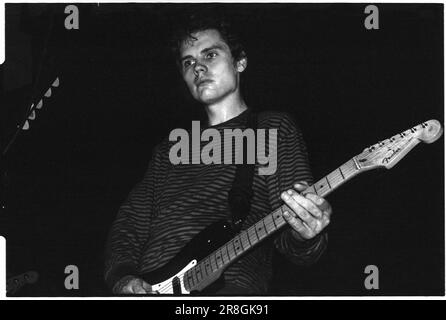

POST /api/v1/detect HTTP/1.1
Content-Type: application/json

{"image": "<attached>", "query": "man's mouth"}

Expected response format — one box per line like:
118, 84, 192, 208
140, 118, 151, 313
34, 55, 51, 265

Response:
196, 79, 213, 87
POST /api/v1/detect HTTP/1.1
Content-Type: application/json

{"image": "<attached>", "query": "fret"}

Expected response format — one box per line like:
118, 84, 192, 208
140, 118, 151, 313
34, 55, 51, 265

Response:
197, 263, 204, 280
240, 229, 251, 249
274, 207, 286, 227
340, 160, 354, 179
263, 214, 276, 233
220, 246, 229, 265
192, 268, 198, 286
226, 241, 236, 260
209, 253, 218, 271
255, 221, 267, 239
352, 157, 360, 170
270, 211, 278, 228
347, 159, 358, 178
305, 184, 317, 195
338, 167, 345, 180
204, 257, 212, 275
326, 170, 341, 188
233, 236, 243, 255
214, 249, 224, 268
190, 269, 197, 288
184, 269, 191, 288
185, 269, 194, 289
237, 234, 245, 251
261, 218, 269, 234
348, 158, 360, 176
230, 239, 238, 257
265, 217, 272, 233
213, 249, 219, 268
252, 225, 260, 242
340, 159, 358, 180
325, 176, 331, 189
247, 225, 259, 244
222, 244, 230, 264
314, 178, 330, 196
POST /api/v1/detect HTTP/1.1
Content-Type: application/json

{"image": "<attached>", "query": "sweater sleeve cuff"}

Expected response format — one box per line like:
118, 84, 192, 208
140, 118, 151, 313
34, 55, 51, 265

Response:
284, 228, 323, 249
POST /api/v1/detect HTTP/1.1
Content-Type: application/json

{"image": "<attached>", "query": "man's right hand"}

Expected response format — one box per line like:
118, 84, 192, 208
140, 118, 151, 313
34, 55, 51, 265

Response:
113, 275, 158, 294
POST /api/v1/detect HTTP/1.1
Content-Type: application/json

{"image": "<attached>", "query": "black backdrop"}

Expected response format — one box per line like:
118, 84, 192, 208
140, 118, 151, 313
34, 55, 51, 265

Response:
1, 3, 444, 296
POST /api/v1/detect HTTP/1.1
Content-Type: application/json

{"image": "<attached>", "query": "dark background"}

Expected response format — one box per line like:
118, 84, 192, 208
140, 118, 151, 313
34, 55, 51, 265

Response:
1, 3, 444, 296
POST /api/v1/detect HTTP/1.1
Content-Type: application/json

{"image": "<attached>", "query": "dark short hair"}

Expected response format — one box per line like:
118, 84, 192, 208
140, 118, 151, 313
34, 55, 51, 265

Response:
169, 8, 246, 67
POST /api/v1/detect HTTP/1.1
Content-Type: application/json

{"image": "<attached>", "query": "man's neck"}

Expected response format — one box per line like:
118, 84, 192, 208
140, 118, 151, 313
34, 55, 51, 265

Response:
204, 94, 248, 126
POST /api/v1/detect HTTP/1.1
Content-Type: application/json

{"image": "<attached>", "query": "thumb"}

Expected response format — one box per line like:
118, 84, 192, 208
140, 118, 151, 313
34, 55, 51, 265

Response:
134, 287, 146, 294
294, 181, 309, 192
141, 281, 154, 293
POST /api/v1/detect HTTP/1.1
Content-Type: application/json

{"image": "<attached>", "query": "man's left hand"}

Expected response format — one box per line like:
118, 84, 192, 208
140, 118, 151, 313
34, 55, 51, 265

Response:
281, 182, 332, 240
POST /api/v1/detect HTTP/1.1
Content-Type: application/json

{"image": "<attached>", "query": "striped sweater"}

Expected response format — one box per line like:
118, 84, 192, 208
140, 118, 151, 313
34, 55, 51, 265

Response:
104, 110, 328, 294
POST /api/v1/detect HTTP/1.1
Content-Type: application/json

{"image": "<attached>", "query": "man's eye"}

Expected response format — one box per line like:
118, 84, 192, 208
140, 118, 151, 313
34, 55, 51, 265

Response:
206, 52, 217, 59
183, 60, 194, 68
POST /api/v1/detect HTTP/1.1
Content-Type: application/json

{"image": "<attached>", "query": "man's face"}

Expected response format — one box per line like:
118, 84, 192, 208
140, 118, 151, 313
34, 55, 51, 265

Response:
179, 29, 246, 105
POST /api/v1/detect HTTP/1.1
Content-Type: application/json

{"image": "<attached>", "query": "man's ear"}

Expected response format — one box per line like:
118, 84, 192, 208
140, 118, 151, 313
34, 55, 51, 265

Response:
236, 52, 248, 72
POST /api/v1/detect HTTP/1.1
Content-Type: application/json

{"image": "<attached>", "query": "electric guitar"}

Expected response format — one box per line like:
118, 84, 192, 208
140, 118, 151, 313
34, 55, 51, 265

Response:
139, 120, 443, 294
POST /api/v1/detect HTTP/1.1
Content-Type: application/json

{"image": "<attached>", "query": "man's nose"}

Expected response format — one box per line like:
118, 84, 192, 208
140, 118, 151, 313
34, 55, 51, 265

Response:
193, 61, 207, 76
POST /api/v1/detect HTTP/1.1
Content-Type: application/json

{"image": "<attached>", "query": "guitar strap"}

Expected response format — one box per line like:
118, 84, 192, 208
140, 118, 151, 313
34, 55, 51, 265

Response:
228, 110, 257, 233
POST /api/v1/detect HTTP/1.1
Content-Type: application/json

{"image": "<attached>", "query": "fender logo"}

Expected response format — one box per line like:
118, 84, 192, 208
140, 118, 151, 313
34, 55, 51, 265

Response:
382, 148, 401, 164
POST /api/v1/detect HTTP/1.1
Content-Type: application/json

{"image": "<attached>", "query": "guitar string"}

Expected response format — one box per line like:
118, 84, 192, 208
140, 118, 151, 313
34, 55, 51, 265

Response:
154, 164, 361, 294
153, 131, 417, 293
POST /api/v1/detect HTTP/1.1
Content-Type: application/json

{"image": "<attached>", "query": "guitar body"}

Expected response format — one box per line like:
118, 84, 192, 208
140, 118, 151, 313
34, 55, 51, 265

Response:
140, 220, 236, 294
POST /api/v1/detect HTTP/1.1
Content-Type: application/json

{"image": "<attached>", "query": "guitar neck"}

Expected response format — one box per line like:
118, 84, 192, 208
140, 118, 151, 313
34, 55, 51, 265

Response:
187, 158, 361, 285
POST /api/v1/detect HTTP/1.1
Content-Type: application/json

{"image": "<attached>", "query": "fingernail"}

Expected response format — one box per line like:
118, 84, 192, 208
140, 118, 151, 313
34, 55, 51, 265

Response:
287, 190, 293, 195
281, 192, 289, 200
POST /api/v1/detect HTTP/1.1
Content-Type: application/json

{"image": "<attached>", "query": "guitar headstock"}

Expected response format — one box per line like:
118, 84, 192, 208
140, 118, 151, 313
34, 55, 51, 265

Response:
355, 120, 443, 170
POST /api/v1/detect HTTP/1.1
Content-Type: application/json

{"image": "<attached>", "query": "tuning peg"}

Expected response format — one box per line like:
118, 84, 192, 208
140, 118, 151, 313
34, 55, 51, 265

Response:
28, 110, 36, 120
22, 120, 30, 130
36, 100, 43, 109
52, 77, 60, 88
44, 88, 52, 97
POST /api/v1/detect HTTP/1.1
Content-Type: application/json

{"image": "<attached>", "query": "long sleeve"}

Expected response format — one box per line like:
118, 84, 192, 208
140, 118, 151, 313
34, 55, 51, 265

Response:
265, 112, 328, 266
104, 145, 161, 290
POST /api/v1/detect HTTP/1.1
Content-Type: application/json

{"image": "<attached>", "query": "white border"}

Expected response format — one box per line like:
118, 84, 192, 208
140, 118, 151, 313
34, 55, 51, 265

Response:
0, 0, 445, 301
0, 236, 5, 299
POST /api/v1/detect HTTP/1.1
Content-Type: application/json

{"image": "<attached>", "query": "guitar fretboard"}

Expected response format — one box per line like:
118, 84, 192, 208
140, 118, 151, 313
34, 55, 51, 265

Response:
183, 158, 361, 291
